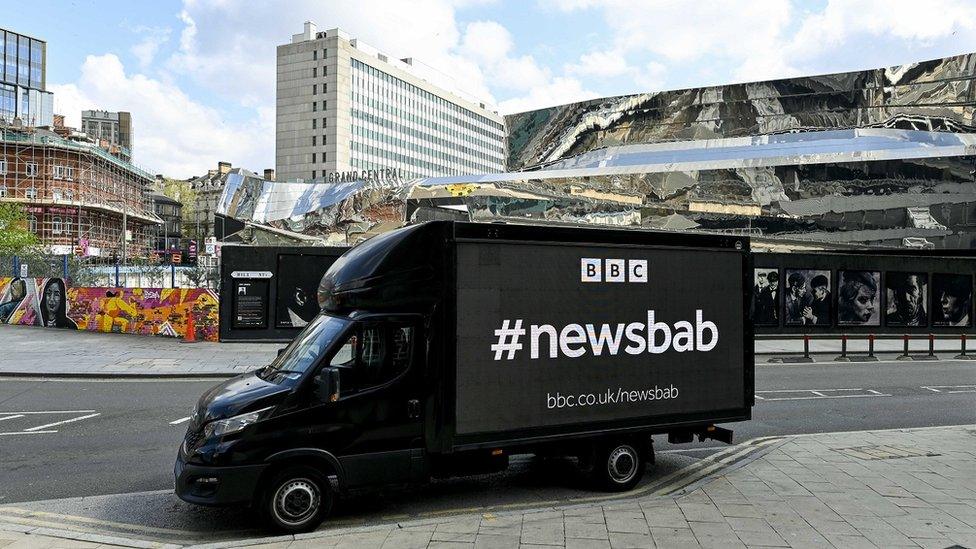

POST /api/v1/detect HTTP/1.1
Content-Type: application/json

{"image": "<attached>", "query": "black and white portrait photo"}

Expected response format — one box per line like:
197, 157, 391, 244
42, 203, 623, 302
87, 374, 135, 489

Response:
886, 272, 928, 327
932, 273, 971, 327
837, 271, 881, 326
784, 269, 831, 326
751, 268, 779, 326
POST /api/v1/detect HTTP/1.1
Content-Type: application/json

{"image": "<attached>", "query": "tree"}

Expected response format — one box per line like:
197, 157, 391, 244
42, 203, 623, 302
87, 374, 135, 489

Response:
0, 203, 38, 255
159, 177, 200, 240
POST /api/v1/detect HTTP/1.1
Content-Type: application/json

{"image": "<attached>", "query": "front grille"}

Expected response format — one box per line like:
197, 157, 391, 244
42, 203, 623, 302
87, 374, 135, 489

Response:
183, 427, 204, 452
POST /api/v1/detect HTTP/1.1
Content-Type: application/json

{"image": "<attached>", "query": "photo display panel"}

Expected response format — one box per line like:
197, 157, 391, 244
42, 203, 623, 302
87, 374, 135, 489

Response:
886, 272, 928, 327
751, 268, 779, 326
455, 242, 746, 435
783, 269, 831, 327
836, 271, 882, 326
931, 273, 972, 327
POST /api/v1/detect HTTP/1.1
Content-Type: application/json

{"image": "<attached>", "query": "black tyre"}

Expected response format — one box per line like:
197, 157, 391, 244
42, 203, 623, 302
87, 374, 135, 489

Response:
592, 440, 644, 492
261, 466, 332, 533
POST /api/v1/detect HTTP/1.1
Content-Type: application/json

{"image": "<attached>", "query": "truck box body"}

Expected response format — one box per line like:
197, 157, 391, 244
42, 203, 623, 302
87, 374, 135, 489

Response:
330, 221, 754, 451
452, 229, 752, 445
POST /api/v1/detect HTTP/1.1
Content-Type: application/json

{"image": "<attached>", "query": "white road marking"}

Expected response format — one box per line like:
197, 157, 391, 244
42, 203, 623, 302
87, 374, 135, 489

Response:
0, 410, 96, 415
169, 416, 191, 425
755, 388, 891, 401
0, 430, 58, 436
921, 385, 976, 394
0, 415, 25, 422
23, 413, 100, 432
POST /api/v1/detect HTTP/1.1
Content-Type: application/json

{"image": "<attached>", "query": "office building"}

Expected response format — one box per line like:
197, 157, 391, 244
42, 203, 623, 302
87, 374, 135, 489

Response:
1, 28, 53, 127
82, 110, 133, 161
276, 22, 506, 183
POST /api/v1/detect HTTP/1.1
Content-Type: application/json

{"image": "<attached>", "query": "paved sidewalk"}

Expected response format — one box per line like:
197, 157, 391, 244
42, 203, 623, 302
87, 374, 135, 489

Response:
0, 324, 281, 377
2, 425, 974, 548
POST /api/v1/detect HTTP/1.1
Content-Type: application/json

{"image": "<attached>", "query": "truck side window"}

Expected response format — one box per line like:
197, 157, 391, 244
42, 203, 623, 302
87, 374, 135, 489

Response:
391, 327, 413, 373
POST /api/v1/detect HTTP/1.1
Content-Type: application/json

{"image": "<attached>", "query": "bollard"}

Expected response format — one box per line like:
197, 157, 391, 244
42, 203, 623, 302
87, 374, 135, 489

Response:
897, 334, 913, 361
834, 334, 851, 362
865, 334, 879, 361
955, 333, 975, 360
803, 335, 810, 359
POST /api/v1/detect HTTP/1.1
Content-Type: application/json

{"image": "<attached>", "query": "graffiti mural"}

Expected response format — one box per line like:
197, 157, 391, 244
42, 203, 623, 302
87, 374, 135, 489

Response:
0, 277, 219, 341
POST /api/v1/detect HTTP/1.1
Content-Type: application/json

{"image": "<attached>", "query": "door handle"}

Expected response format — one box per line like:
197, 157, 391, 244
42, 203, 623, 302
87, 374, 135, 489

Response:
407, 399, 420, 419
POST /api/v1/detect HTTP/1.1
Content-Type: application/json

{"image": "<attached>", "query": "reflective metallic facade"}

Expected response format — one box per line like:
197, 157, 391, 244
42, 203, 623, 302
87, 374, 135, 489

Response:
505, 53, 975, 171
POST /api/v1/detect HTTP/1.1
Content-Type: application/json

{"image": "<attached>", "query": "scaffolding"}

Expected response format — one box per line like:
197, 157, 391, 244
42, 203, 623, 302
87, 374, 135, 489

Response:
0, 125, 161, 260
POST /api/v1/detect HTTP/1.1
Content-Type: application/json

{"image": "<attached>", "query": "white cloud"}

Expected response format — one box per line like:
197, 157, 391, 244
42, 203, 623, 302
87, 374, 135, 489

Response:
130, 27, 172, 68
568, 49, 630, 78
633, 61, 667, 91
498, 76, 600, 114
50, 54, 271, 179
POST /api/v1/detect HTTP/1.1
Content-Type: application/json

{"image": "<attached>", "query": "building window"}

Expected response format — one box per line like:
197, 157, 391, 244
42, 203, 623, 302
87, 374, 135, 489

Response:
313, 50, 317, 60
312, 67, 317, 77
25, 187, 37, 199
0, 185, 6, 197
65, 217, 73, 235
322, 101, 327, 111
28, 215, 37, 232
312, 170, 316, 179
52, 188, 62, 200
313, 84, 317, 95
312, 136, 316, 146
322, 118, 327, 127
0, 160, 5, 175
312, 118, 317, 129
312, 102, 317, 112
52, 216, 62, 234
25, 162, 37, 177
312, 152, 316, 163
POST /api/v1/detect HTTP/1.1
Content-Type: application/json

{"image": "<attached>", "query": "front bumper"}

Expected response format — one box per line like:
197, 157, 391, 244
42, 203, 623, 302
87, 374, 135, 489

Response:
174, 451, 268, 507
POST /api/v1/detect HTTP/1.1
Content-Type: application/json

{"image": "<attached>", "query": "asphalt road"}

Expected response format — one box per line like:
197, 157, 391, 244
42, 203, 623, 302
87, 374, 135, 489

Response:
1, 358, 973, 508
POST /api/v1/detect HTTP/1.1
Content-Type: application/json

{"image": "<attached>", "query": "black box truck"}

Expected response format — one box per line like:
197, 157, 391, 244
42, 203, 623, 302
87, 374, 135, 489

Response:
175, 221, 753, 532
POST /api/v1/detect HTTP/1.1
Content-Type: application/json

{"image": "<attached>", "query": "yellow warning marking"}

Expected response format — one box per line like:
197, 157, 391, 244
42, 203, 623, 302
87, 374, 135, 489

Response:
446, 184, 478, 197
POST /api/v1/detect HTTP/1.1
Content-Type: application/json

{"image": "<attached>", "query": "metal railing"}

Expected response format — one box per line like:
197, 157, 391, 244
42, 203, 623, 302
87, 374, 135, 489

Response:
756, 333, 976, 362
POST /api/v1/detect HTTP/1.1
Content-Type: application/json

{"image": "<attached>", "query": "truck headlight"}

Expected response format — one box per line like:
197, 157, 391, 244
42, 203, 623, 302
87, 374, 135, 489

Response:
203, 406, 273, 439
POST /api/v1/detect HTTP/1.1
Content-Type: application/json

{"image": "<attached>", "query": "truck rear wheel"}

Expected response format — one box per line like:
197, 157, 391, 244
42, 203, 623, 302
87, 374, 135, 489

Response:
262, 466, 332, 533
592, 441, 644, 491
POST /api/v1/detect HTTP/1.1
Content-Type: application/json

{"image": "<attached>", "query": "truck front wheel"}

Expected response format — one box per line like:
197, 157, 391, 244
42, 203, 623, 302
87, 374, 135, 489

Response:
262, 466, 332, 533
592, 441, 644, 491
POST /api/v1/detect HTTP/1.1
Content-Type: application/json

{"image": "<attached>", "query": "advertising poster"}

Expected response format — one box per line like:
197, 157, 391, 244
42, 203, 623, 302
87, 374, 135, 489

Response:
886, 272, 928, 327
837, 271, 881, 326
275, 254, 329, 328
455, 242, 746, 434
931, 273, 971, 327
751, 268, 779, 326
783, 269, 831, 326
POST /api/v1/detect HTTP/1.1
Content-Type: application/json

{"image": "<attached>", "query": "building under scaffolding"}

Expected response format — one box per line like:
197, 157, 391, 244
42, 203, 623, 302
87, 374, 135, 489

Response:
0, 125, 160, 259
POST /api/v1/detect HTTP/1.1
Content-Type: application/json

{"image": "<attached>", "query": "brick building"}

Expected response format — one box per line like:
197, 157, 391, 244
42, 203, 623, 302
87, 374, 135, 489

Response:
0, 126, 159, 259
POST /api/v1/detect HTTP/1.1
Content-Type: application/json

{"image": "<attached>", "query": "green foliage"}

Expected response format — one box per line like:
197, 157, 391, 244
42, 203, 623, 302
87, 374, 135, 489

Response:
160, 177, 200, 239
0, 203, 39, 255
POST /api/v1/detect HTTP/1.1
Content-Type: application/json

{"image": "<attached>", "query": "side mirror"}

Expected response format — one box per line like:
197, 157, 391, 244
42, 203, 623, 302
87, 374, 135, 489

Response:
314, 367, 341, 402
277, 348, 286, 357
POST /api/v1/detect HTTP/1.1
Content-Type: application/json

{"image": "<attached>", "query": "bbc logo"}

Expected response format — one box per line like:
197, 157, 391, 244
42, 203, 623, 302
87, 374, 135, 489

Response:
581, 258, 648, 283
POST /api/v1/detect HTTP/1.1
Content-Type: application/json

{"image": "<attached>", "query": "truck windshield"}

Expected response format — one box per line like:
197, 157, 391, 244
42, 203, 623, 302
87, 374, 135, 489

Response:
261, 314, 351, 382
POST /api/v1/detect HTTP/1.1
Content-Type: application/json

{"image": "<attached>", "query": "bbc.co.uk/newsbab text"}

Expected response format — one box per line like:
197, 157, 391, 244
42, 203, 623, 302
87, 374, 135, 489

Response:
491, 309, 719, 361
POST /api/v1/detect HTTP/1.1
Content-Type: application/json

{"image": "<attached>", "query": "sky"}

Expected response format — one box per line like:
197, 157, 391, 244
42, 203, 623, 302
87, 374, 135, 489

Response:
6, 0, 976, 178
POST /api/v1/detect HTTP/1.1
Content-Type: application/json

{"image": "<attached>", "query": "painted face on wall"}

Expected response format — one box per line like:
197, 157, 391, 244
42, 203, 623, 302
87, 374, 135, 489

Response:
853, 286, 876, 322
45, 282, 62, 318
813, 286, 828, 300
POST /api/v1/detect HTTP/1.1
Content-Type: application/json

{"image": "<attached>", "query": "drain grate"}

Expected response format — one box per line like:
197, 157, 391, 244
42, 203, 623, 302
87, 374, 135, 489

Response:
834, 445, 940, 460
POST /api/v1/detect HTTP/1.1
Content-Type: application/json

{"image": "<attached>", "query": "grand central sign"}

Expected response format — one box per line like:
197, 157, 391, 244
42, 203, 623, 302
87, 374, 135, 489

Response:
326, 167, 405, 183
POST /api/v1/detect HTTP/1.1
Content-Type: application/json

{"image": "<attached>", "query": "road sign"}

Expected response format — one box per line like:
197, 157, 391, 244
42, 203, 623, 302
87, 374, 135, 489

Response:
19, 264, 27, 278
172, 253, 182, 265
